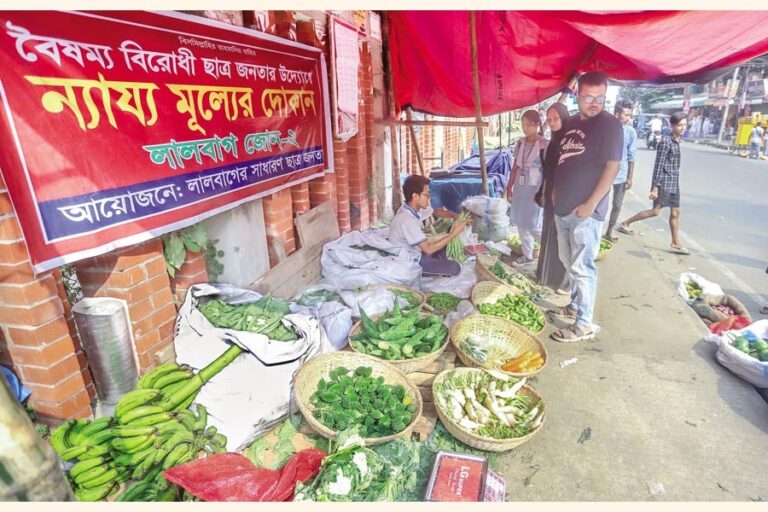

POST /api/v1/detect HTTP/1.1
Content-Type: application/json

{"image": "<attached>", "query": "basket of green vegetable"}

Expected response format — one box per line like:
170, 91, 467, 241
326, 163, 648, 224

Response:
424, 291, 461, 314
507, 235, 540, 258
432, 368, 546, 452
450, 314, 548, 378
348, 304, 450, 373
471, 281, 546, 334
476, 254, 536, 296
294, 352, 423, 446
595, 239, 613, 261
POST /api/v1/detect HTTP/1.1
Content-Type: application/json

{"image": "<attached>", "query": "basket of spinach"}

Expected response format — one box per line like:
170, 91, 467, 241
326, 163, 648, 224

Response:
294, 352, 423, 446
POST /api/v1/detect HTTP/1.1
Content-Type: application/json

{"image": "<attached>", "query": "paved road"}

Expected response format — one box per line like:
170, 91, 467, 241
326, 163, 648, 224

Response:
617, 141, 768, 317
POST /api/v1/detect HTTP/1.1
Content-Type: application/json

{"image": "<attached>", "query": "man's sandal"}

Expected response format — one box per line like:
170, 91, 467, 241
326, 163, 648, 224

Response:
547, 305, 577, 321
670, 245, 691, 255
603, 234, 619, 243
551, 323, 596, 343
617, 224, 635, 236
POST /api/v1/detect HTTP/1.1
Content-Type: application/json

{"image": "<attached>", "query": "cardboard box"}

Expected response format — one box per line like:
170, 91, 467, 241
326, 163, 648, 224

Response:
425, 451, 506, 502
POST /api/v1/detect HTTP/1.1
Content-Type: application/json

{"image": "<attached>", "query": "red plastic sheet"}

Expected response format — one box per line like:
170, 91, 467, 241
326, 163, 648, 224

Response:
388, 11, 768, 117
163, 449, 326, 502
709, 316, 752, 335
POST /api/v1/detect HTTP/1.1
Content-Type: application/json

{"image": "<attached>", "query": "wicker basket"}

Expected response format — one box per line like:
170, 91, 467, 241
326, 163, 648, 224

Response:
470, 281, 545, 335
293, 352, 423, 446
362, 284, 426, 310
449, 313, 547, 378
476, 254, 535, 294
595, 240, 613, 262
348, 310, 449, 373
432, 368, 546, 452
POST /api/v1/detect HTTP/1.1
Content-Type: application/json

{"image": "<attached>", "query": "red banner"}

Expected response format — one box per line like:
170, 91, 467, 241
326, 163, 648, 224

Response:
0, 11, 333, 273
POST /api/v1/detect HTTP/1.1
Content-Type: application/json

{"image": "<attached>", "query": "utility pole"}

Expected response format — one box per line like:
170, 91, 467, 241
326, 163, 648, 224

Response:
718, 67, 740, 145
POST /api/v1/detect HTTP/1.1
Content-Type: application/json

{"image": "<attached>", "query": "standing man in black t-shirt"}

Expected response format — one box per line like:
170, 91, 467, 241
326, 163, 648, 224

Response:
547, 71, 624, 343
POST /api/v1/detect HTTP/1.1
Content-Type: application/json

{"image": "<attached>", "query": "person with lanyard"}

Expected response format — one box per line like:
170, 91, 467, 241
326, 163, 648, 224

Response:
388, 175, 469, 277
506, 110, 549, 266
535, 102, 570, 294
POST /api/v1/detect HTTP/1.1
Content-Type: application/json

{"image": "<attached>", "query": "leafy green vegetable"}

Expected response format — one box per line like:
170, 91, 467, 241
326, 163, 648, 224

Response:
197, 297, 298, 341
427, 292, 461, 314
489, 261, 537, 295
351, 307, 447, 361
426, 421, 501, 472
245, 436, 269, 467
310, 367, 415, 438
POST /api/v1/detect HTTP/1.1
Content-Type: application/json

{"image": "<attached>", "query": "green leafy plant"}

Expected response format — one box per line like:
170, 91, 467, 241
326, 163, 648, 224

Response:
162, 225, 224, 282
59, 264, 83, 306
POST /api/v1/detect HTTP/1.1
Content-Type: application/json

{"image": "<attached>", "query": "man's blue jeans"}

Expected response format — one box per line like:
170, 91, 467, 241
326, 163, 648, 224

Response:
750, 142, 760, 159
555, 213, 600, 329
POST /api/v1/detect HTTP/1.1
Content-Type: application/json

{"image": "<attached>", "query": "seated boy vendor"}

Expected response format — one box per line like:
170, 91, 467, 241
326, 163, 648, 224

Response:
389, 175, 469, 277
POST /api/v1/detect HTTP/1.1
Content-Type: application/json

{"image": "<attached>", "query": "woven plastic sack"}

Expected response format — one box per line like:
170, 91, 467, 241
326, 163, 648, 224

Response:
163, 450, 325, 502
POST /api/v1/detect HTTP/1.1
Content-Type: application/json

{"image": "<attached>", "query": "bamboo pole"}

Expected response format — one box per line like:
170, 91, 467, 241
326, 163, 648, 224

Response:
406, 108, 426, 176
0, 378, 74, 501
469, 11, 488, 195
382, 13, 403, 211
375, 118, 489, 127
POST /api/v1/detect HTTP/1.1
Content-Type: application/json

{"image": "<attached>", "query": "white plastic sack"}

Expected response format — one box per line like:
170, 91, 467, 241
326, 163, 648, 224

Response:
174, 284, 333, 451
708, 319, 768, 388
444, 300, 476, 328
291, 301, 352, 351
677, 272, 724, 304
461, 195, 510, 242
422, 260, 478, 299
340, 286, 409, 318
321, 230, 421, 290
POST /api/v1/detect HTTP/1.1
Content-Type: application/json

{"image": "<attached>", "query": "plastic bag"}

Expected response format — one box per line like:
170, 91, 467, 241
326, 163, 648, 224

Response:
422, 261, 478, 299
292, 301, 353, 351
677, 272, 724, 304
709, 315, 752, 335
444, 300, 476, 328
163, 450, 326, 502
340, 287, 408, 318
709, 319, 768, 387
461, 196, 510, 242
1, 366, 30, 403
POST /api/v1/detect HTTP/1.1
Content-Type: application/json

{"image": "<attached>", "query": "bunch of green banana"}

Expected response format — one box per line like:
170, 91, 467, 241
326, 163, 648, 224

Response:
49, 416, 128, 501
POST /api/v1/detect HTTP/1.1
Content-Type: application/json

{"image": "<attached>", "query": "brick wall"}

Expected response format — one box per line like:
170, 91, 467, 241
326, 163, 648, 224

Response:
170, 251, 209, 304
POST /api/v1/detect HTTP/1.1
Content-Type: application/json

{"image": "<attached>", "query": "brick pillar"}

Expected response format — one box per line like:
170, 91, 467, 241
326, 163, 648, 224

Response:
169, 251, 209, 304
0, 175, 94, 422
332, 141, 351, 232
361, 41, 377, 225
262, 189, 296, 267
75, 240, 176, 372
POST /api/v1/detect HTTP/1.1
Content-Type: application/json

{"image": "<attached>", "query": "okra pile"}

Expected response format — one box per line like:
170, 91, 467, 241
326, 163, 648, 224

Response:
350, 302, 448, 360
198, 297, 298, 341
310, 366, 417, 438
477, 294, 545, 332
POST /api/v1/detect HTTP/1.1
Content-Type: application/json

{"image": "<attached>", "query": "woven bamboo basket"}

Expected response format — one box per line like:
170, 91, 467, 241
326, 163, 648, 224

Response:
362, 284, 426, 310
470, 281, 545, 335
475, 254, 536, 295
293, 352, 423, 446
449, 313, 547, 378
347, 310, 450, 373
432, 368, 546, 452
595, 240, 613, 262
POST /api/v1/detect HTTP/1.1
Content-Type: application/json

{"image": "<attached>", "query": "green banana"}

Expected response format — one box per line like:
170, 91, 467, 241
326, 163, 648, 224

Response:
73, 463, 112, 486
76, 443, 112, 460
50, 419, 76, 454
77, 416, 113, 438
115, 466, 131, 484
69, 456, 108, 479
111, 434, 155, 453
66, 419, 90, 447
113, 445, 155, 467
136, 362, 179, 389
177, 393, 197, 411
83, 428, 115, 447
157, 485, 178, 502
131, 452, 157, 480
112, 425, 158, 438
115, 389, 162, 421
161, 430, 194, 452
174, 410, 196, 432
128, 411, 175, 427
156, 375, 204, 411
204, 426, 218, 438
159, 380, 188, 400
79, 467, 119, 489
59, 445, 89, 461
193, 404, 208, 432
117, 481, 153, 502
75, 481, 117, 502
209, 433, 227, 449
119, 405, 167, 425
162, 443, 191, 470
153, 370, 192, 391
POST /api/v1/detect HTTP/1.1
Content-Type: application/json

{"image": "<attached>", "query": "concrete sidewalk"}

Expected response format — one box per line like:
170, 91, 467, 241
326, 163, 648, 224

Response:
497, 231, 768, 501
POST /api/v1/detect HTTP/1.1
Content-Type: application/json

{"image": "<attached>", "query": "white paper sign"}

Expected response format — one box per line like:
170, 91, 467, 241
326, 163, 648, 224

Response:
331, 16, 360, 141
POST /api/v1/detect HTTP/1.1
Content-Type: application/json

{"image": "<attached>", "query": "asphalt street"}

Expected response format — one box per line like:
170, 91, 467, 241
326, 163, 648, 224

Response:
615, 140, 768, 318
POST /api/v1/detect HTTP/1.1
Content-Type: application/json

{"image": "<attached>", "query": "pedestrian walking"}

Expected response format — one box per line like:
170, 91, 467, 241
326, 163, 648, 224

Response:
547, 71, 623, 343
604, 100, 637, 243
618, 112, 691, 255
748, 121, 764, 159
506, 110, 548, 265
535, 102, 570, 294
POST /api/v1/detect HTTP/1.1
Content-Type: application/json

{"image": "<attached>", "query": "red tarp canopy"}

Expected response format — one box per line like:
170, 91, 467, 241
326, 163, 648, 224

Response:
388, 11, 768, 117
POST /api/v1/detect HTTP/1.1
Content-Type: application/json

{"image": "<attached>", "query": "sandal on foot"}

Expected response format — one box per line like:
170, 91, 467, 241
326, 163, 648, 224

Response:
603, 234, 619, 243
761, 306, 768, 316
617, 224, 635, 235
547, 305, 577, 321
555, 288, 571, 296
670, 245, 691, 255
551, 323, 595, 343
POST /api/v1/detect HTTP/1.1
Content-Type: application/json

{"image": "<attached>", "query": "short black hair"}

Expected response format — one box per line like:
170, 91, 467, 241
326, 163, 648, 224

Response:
578, 71, 609, 90
403, 175, 430, 203
614, 100, 633, 115
670, 112, 687, 126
